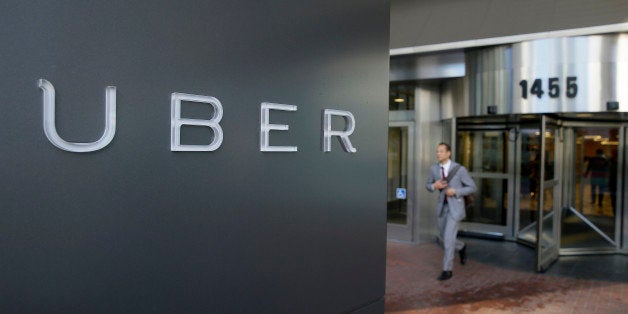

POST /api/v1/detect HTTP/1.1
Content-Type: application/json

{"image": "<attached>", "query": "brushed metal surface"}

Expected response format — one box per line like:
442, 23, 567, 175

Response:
464, 33, 628, 115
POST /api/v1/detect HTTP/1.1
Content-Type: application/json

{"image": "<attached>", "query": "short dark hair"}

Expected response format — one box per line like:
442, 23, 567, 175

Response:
438, 142, 451, 152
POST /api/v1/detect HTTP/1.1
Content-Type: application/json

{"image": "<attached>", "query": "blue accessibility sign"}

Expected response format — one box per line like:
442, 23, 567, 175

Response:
396, 188, 407, 199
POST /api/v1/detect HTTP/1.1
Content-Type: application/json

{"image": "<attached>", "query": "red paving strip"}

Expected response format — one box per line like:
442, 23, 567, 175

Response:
385, 241, 627, 313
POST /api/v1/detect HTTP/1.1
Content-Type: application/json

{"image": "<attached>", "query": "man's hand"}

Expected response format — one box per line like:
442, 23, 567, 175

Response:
445, 188, 456, 197
434, 179, 448, 190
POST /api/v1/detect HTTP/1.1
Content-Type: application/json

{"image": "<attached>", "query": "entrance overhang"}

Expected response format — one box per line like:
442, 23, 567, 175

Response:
391, 23, 628, 56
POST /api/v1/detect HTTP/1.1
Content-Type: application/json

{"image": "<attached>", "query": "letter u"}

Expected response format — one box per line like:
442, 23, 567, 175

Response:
38, 79, 116, 152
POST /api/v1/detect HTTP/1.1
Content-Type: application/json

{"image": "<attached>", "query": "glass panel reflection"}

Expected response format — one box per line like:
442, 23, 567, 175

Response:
457, 129, 509, 227
457, 130, 508, 173
387, 127, 408, 224
519, 128, 541, 243
544, 129, 555, 180
464, 178, 508, 226
540, 187, 555, 250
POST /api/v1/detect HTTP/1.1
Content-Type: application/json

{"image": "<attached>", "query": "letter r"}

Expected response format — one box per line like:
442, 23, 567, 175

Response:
322, 109, 357, 153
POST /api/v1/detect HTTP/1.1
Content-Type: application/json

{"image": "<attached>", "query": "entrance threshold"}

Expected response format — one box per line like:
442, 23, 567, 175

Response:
459, 230, 505, 241
560, 248, 617, 256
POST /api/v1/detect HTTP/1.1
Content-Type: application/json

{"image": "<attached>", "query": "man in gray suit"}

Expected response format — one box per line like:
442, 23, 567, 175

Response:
426, 143, 477, 280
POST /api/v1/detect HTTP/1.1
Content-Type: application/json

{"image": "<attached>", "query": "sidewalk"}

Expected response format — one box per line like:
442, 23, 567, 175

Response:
385, 238, 628, 313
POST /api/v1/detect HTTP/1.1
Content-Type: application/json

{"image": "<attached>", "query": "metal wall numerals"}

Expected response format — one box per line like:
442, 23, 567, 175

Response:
519, 77, 578, 99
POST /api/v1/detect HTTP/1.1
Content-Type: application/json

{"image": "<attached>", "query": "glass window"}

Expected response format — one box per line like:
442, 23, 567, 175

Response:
464, 178, 508, 226
456, 130, 508, 173
456, 129, 509, 227
519, 129, 541, 237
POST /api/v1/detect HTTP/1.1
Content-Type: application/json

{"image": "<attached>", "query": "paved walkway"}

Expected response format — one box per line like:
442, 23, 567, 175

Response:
385, 238, 628, 313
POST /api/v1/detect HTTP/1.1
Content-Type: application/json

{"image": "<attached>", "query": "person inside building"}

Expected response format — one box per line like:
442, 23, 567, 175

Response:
584, 149, 609, 208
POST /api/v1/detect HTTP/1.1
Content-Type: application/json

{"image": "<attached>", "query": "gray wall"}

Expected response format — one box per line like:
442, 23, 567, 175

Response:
0, 1, 390, 313
391, 0, 628, 49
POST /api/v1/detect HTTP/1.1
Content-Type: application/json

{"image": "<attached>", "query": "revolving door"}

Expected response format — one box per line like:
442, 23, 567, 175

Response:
455, 115, 625, 268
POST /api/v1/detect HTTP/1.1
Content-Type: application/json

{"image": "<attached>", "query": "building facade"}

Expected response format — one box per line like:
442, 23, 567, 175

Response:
388, 0, 628, 271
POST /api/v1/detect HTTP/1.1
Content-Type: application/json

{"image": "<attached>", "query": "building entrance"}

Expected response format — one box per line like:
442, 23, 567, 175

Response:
454, 115, 625, 265
561, 124, 622, 254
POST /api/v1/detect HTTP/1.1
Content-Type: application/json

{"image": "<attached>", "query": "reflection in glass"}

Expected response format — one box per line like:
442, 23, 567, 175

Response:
457, 130, 508, 226
387, 127, 408, 224
518, 129, 541, 243
457, 130, 507, 173
464, 178, 508, 226
543, 129, 555, 180
540, 187, 555, 250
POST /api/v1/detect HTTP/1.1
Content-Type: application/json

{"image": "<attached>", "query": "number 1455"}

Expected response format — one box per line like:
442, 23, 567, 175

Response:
519, 77, 578, 99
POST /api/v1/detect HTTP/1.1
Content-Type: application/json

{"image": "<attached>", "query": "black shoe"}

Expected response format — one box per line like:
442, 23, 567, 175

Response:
437, 271, 452, 281
459, 245, 467, 265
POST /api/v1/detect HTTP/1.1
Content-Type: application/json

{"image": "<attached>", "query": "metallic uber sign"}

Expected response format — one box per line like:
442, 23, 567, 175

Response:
38, 79, 357, 154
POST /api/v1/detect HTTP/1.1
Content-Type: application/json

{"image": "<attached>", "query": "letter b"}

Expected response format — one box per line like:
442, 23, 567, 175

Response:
171, 93, 223, 151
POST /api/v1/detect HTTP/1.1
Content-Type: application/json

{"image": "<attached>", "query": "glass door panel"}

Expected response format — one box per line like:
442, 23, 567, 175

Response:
536, 116, 560, 272
387, 126, 409, 225
562, 127, 619, 250
456, 128, 513, 236
518, 128, 542, 243
387, 122, 415, 242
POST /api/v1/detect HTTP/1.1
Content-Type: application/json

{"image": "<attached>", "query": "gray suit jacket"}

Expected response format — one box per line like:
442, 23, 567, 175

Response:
425, 161, 477, 221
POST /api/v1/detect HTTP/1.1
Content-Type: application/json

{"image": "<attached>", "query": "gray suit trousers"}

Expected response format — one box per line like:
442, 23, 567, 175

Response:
438, 204, 465, 271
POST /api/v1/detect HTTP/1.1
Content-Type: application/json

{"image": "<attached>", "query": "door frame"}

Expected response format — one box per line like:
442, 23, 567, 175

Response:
454, 123, 517, 239
536, 115, 561, 272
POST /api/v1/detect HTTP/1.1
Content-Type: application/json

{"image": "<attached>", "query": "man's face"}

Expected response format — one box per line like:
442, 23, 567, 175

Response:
436, 145, 451, 163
